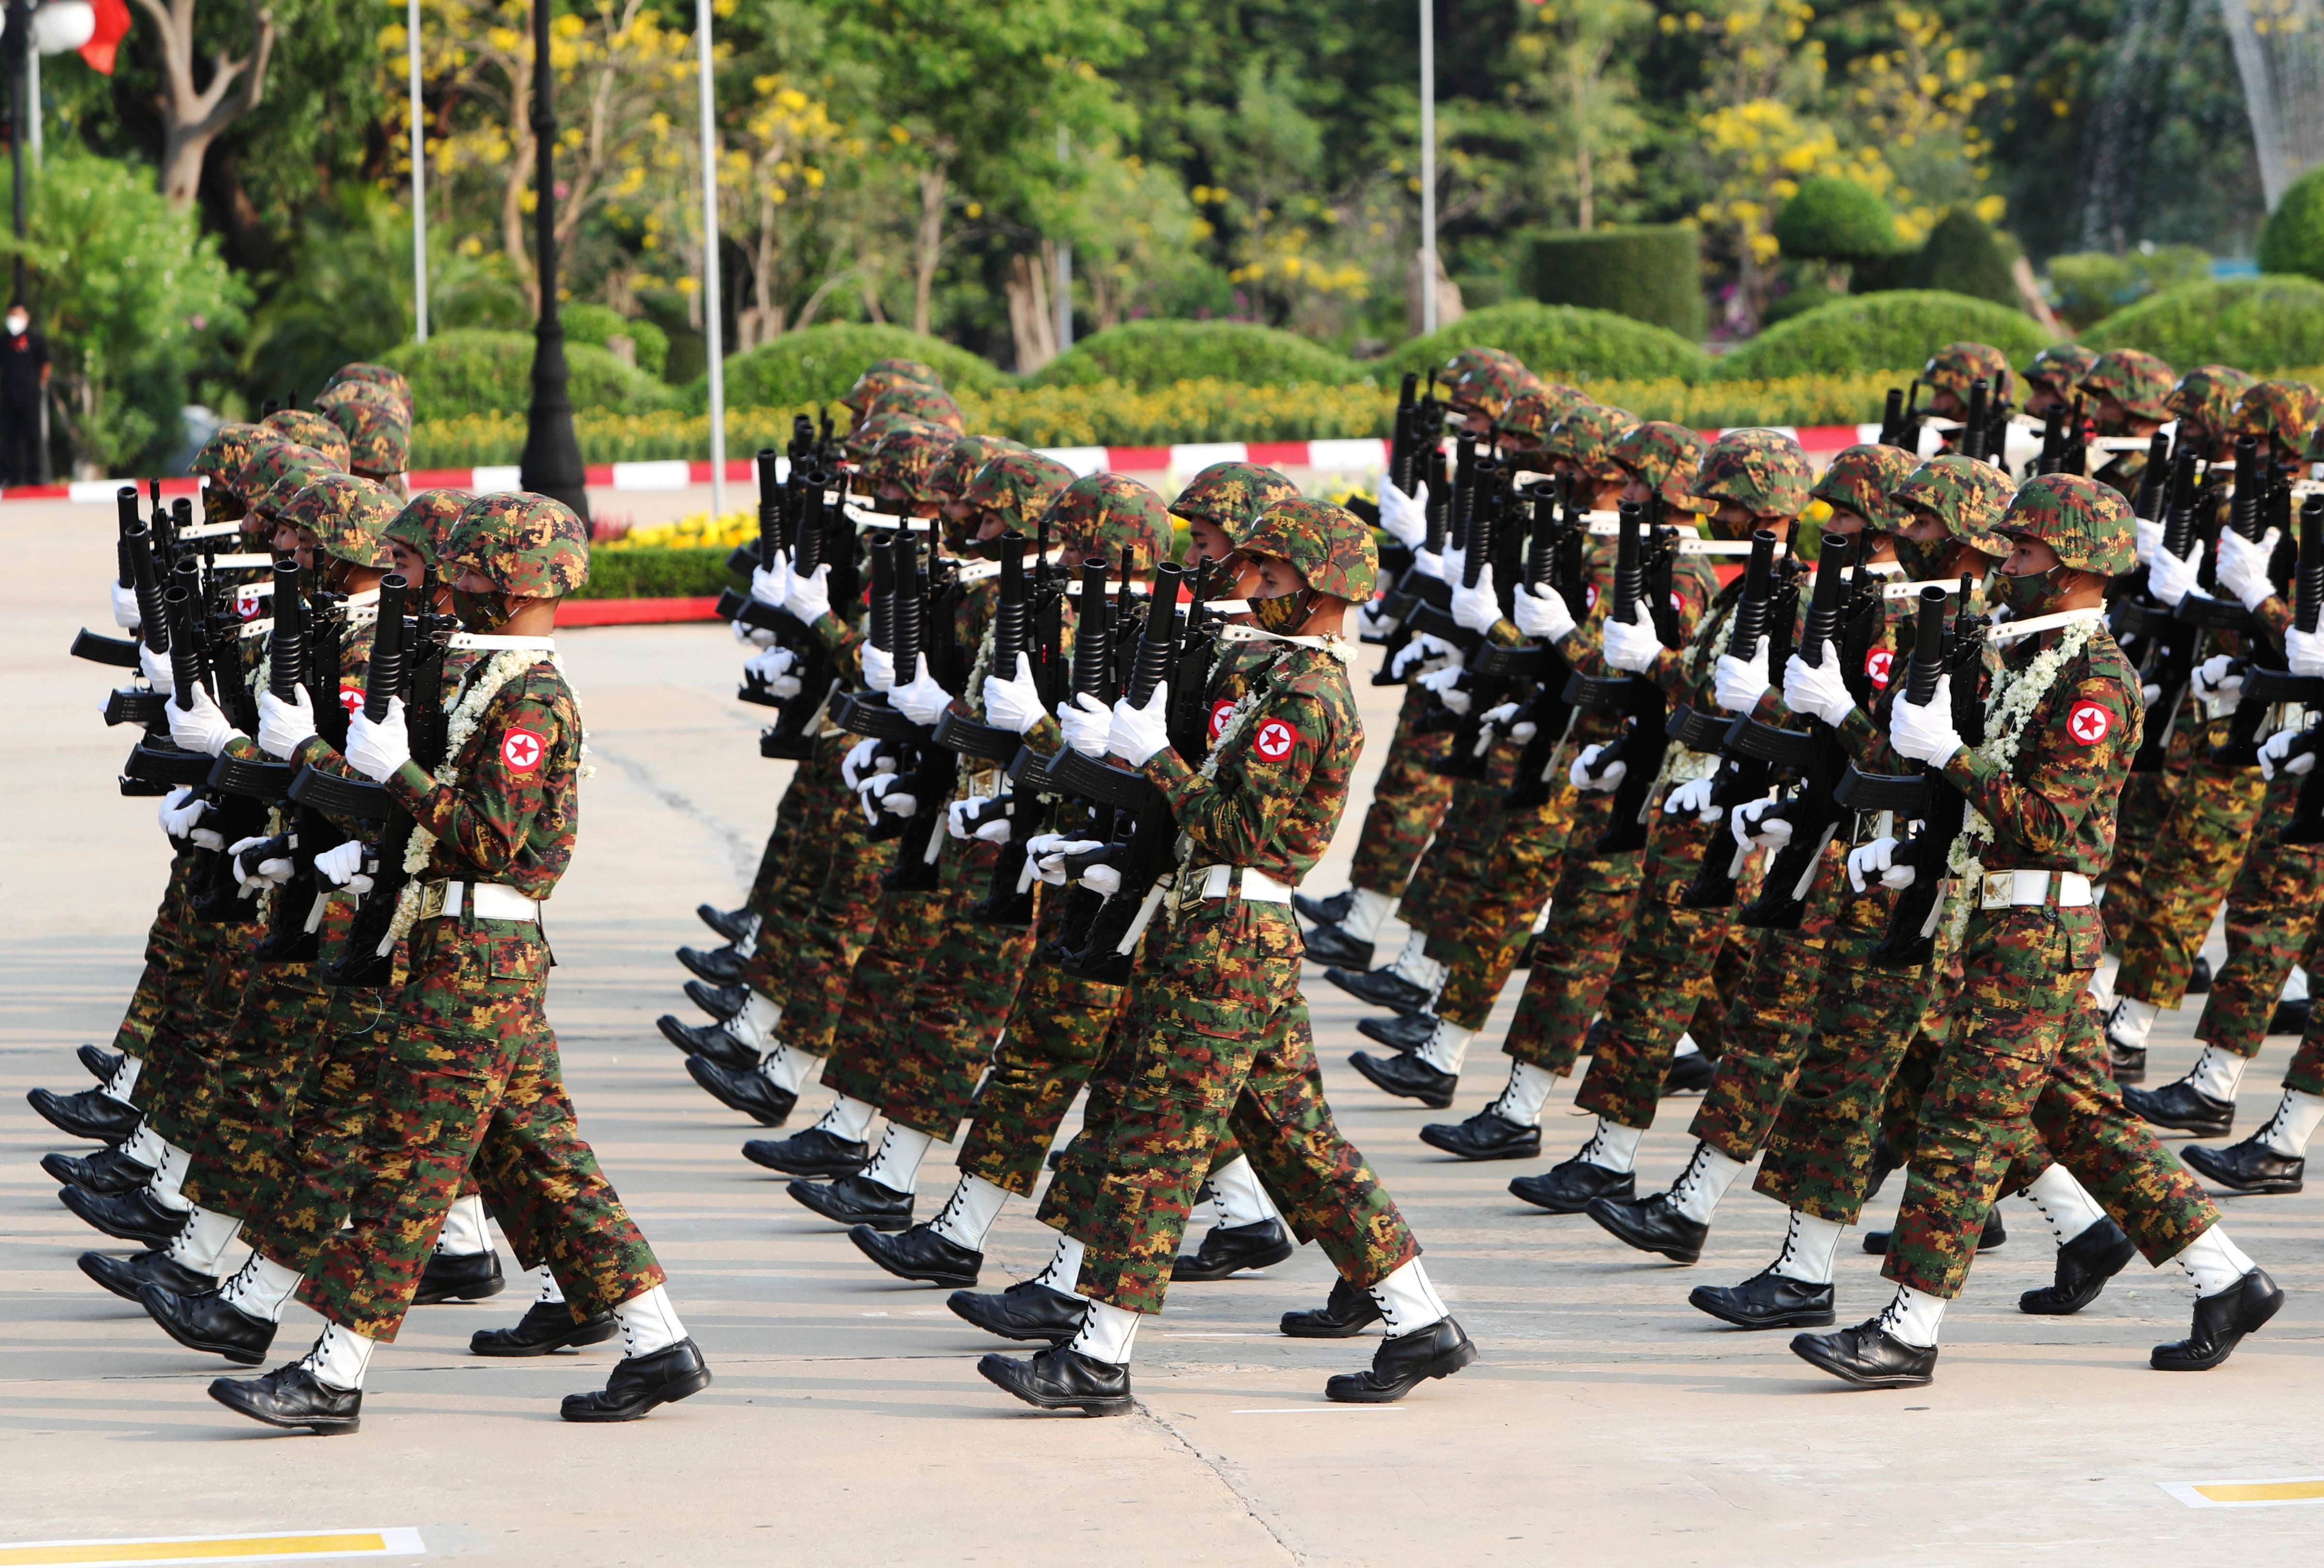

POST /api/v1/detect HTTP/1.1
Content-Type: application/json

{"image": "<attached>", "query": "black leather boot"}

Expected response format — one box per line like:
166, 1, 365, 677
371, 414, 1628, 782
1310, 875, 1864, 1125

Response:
742, 1126, 868, 1179
27, 1086, 141, 1142
1790, 1319, 1937, 1388
2108, 1043, 2147, 1086
2019, 1217, 2138, 1315
471, 1301, 620, 1356
2271, 996, 2312, 1036
43, 1142, 156, 1195
1300, 923, 1374, 970
1280, 1276, 1385, 1338
78, 1044, 124, 1082
140, 1284, 278, 1365
676, 943, 748, 986
2183, 1135, 2305, 1195
1356, 1011, 1437, 1052
659, 1014, 759, 1072
79, 1246, 213, 1303
683, 978, 750, 1022
60, 1184, 186, 1247
1862, 1206, 2006, 1255
947, 1278, 1085, 1343
1419, 1109, 1541, 1161
1587, 1192, 1710, 1264
1348, 1049, 1456, 1108
209, 1364, 361, 1434
789, 1173, 912, 1230
1325, 965, 1431, 1014
978, 1344, 1133, 1415
2123, 1078, 2236, 1138
2151, 1268, 2284, 1370
851, 1222, 982, 1287
1662, 1051, 1715, 1094
1509, 1158, 1634, 1214
2187, 955, 2213, 994
1689, 1270, 1837, 1329
697, 901, 759, 945
1324, 1316, 1477, 1403
1171, 1219, 1295, 1280
561, 1338, 714, 1420
685, 1056, 794, 1125
1293, 888, 1354, 926
414, 1249, 506, 1305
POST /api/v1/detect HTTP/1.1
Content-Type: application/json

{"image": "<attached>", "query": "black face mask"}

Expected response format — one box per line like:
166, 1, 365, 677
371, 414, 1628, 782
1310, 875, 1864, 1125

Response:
450, 586, 514, 633
1248, 588, 1313, 635
1994, 565, 2066, 619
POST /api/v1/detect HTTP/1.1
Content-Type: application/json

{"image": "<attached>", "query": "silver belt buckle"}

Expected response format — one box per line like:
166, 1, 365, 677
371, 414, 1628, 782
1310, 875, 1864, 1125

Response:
416, 881, 449, 922
1978, 872, 2011, 911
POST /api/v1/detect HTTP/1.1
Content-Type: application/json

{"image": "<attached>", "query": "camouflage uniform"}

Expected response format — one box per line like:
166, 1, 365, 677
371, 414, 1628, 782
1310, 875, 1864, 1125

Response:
2190, 777, 2324, 1061
2022, 345, 2098, 409
263, 409, 353, 473
2112, 753, 2267, 1010
323, 362, 416, 415
2165, 365, 2258, 460
2080, 349, 2175, 499
326, 397, 413, 482
1922, 343, 2016, 406
863, 383, 967, 434
840, 363, 943, 423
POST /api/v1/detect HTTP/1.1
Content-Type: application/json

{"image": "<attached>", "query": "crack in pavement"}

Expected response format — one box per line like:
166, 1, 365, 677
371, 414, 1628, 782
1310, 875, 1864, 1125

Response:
1137, 1399, 1306, 1565
594, 741, 760, 879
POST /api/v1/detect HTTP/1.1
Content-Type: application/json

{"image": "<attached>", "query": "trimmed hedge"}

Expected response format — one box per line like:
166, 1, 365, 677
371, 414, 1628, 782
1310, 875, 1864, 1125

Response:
562, 302, 671, 380
2086, 277, 2324, 371
1714, 290, 2049, 381
1381, 300, 1712, 385
690, 324, 1011, 411
1774, 179, 1897, 264
1912, 210, 2018, 305
1520, 225, 1706, 339
2259, 167, 2324, 282
574, 544, 742, 601
1031, 320, 1374, 389
383, 329, 676, 419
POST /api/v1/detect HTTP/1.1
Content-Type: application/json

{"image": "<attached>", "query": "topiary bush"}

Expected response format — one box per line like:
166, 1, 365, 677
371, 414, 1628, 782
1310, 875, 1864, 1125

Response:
1030, 319, 1372, 389
1914, 209, 2018, 305
382, 329, 677, 419
1383, 300, 1712, 385
2260, 166, 2324, 282
2085, 276, 2324, 371
696, 323, 1010, 411
1774, 179, 1897, 268
561, 303, 671, 380
1714, 290, 2048, 381
1520, 225, 1706, 339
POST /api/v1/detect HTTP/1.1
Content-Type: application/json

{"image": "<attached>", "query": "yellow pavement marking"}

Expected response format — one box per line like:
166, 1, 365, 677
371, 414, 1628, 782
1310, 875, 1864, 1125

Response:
2159, 1477, 2324, 1508
0, 1528, 424, 1567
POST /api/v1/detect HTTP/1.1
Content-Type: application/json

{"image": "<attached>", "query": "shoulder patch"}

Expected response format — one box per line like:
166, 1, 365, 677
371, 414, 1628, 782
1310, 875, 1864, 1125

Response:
501, 728, 547, 772
2066, 700, 2112, 746
1251, 716, 1299, 762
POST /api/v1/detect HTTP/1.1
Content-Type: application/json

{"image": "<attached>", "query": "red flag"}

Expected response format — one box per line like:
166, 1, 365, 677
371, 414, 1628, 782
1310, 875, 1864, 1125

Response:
80, 0, 130, 74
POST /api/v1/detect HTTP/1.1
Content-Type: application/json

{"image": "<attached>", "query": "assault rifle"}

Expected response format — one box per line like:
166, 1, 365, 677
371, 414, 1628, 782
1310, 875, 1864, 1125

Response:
250, 561, 355, 963
1673, 528, 1797, 909
1028, 556, 1124, 965
1877, 388, 1909, 449
720, 448, 852, 759
1564, 498, 1677, 853
2211, 474, 2298, 768
2114, 443, 2199, 774
1369, 377, 1452, 683
2150, 437, 2268, 767
73, 487, 153, 673
2273, 495, 2324, 844
1498, 478, 1594, 811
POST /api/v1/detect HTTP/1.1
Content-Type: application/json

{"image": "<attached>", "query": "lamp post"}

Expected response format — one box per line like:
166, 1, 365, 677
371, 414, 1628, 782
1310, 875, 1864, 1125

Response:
519, 0, 588, 520
1418, 0, 1436, 336
409, 0, 427, 343
5, 0, 30, 301
695, 0, 724, 515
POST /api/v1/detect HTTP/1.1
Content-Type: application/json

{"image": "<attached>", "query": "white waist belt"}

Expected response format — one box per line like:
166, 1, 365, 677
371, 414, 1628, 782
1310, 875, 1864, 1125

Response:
421, 880, 541, 923
1193, 865, 1295, 904
1977, 870, 2093, 911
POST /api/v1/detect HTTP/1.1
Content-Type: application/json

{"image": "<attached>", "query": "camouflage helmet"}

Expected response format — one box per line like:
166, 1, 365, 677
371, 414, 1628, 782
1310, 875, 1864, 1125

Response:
2079, 348, 2176, 426
1693, 428, 1812, 520
1610, 420, 1712, 514
1922, 342, 2017, 405
261, 409, 351, 471
313, 377, 402, 420
384, 489, 469, 567
1810, 443, 1919, 533
1448, 354, 1544, 422
1496, 383, 1590, 450
1237, 496, 1379, 602
1169, 461, 1300, 534
864, 382, 965, 433
1038, 473, 1170, 571
242, 445, 336, 526
1995, 472, 2134, 578
444, 492, 592, 597
2232, 379, 2324, 448
279, 473, 401, 569
1545, 403, 1640, 483
929, 433, 1025, 505
192, 422, 268, 503
327, 396, 412, 478
862, 418, 961, 503
2166, 365, 2258, 434
323, 362, 415, 416
841, 365, 940, 421
963, 450, 1077, 532
870, 357, 942, 384
841, 410, 916, 461
2023, 344, 2099, 397
1443, 345, 1528, 387
1888, 454, 2016, 557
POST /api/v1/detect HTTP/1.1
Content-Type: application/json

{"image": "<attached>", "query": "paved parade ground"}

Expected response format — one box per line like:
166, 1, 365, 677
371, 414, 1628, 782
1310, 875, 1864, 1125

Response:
5, 493, 2324, 1567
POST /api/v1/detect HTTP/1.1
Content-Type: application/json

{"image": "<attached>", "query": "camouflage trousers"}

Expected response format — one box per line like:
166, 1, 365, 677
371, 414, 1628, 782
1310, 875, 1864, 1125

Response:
1398, 747, 1525, 943
744, 736, 854, 964
818, 878, 947, 1101
297, 915, 662, 1340
2193, 777, 2324, 1059
745, 752, 889, 1054
2101, 747, 2193, 946
115, 847, 200, 1062
128, 868, 261, 1121
1499, 790, 1647, 1075
175, 968, 337, 1217
1423, 764, 1579, 1033
1884, 907, 2216, 1299
741, 754, 820, 926
2114, 754, 2268, 1009
1073, 901, 1418, 1315
1344, 683, 1455, 898
959, 955, 1133, 1198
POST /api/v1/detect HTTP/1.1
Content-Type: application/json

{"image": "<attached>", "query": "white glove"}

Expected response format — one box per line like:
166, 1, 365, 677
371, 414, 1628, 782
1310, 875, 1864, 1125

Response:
313, 838, 369, 888
751, 550, 792, 608
733, 618, 779, 649
841, 736, 885, 790
1782, 651, 1854, 727
1060, 690, 1112, 758
1412, 549, 1444, 584
1378, 478, 1429, 549
1713, 649, 1772, 716
1417, 663, 1471, 715
860, 640, 896, 693
1355, 600, 1400, 640
1571, 742, 1625, 792
2134, 517, 2164, 569
1079, 863, 1124, 897
1390, 631, 1460, 680
1441, 545, 1467, 590
138, 640, 174, 696
745, 644, 802, 697
190, 828, 224, 851
949, 795, 1014, 844
111, 581, 142, 630
784, 562, 832, 626
1108, 682, 1172, 768
2291, 626, 2324, 678
1731, 795, 1794, 851
346, 698, 412, 783
1032, 836, 1105, 886
2218, 526, 2281, 612
857, 771, 916, 822
167, 684, 243, 757
1479, 701, 1538, 744
1450, 565, 1502, 634
1664, 776, 1722, 821
2193, 652, 2245, 717
2142, 682, 2162, 708
1602, 614, 1664, 673
1889, 674, 1964, 767
1847, 835, 1917, 892
890, 654, 952, 727
982, 652, 1048, 735
2262, 727, 2318, 779
256, 687, 318, 761
1513, 583, 1577, 643
158, 786, 206, 839
2146, 538, 2202, 608
230, 835, 293, 891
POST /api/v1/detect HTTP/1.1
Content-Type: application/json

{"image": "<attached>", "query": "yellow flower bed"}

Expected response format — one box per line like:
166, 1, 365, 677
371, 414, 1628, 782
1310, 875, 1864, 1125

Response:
603, 508, 757, 552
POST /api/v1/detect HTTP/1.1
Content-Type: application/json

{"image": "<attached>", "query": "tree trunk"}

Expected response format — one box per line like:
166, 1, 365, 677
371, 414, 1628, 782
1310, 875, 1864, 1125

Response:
130, 0, 277, 208
1405, 247, 1465, 338
1005, 253, 1058, 373
911, 166, 947, 335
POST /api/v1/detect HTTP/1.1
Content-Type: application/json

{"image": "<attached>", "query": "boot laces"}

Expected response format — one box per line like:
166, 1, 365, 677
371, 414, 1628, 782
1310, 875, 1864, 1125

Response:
2258, 1094, 2297, 1149
1668, 1143, 1715, 1208
1874, 1290, 1911, 1339
1772, 1210, 1803, 1272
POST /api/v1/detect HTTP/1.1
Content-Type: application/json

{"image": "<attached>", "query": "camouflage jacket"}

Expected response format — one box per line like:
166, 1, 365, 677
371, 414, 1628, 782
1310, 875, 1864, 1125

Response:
384, 657, 581, 900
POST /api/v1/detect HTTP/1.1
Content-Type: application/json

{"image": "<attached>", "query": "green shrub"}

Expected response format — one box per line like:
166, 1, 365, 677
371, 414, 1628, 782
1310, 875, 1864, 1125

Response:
2260, 167, 2324, 282
382, 329, 676, 419
1715, 290, 2048, 381
2085, 276, 2324, 371
561, 303, 670, 380
1914, 210, 2018, 305
573, 544, 742, 600
1762, 283, 1841, 326
1774, 179, 1897, 265
1519, 225, 1705, 339
695, 324, 1011, 411
1031, 319, 1372, 389
1383, 300, 1712, 385
2046, 247, 2213, 331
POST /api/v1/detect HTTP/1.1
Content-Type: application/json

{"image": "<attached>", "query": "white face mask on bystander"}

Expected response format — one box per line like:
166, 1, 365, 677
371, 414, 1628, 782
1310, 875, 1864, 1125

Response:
6, 314, 27, 335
